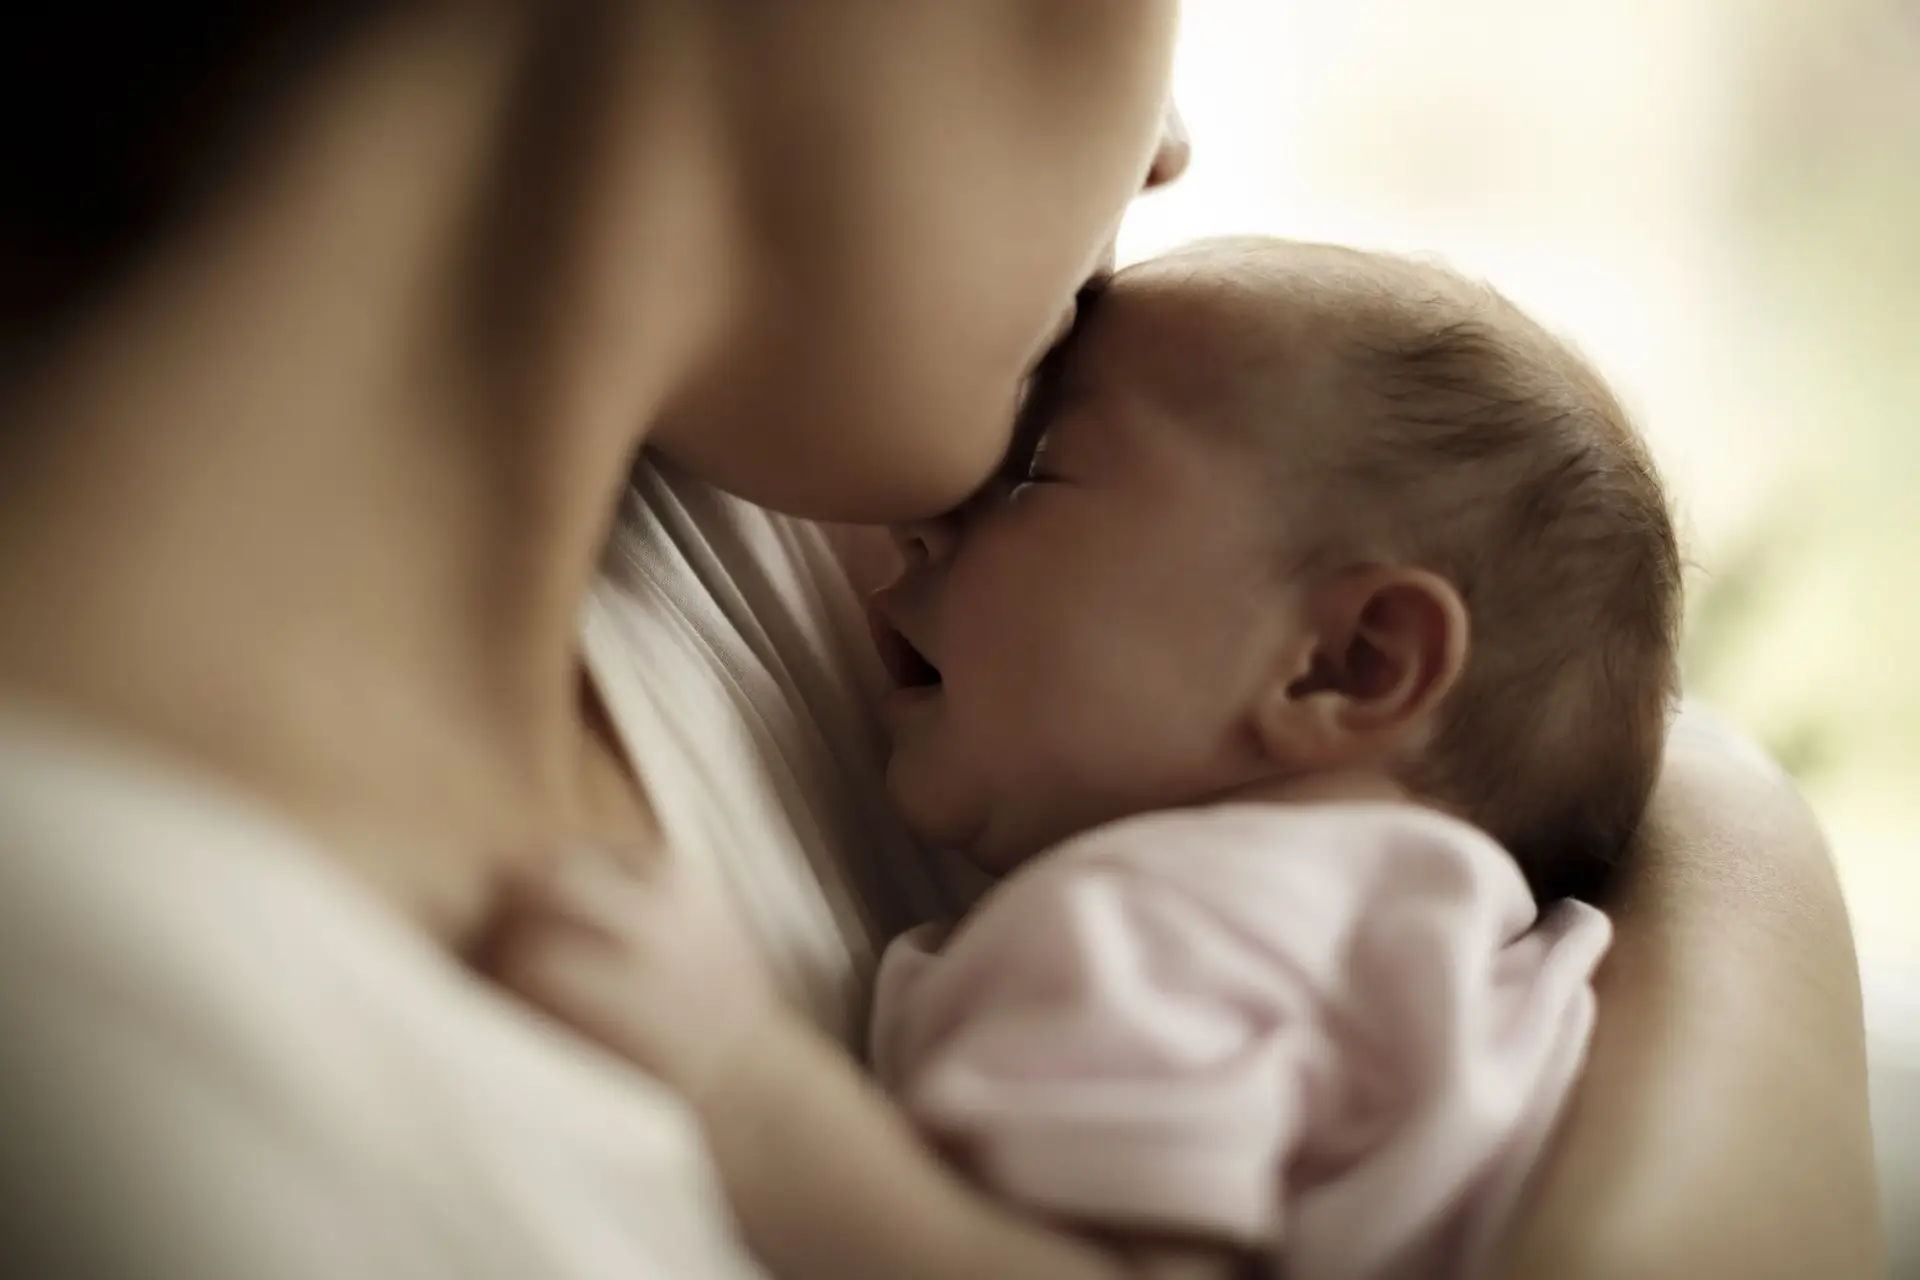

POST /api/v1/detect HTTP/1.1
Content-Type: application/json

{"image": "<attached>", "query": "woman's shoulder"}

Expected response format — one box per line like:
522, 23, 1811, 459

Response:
0, 708, 465, 1004
0, 710, 756, 1279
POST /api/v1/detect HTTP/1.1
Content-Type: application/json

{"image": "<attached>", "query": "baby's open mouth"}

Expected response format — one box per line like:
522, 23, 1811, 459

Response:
870, 610, 942, 691
899, 642, 942, 689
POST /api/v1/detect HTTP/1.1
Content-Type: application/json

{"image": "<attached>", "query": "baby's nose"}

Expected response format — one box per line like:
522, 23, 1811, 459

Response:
890, 513, 960, 568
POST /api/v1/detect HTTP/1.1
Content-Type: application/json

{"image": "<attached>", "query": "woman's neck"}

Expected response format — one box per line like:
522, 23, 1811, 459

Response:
0, 6, 734, 941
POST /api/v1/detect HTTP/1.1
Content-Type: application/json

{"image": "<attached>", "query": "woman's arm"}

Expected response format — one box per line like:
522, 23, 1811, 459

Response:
492, 849, 1233, 1280
701, 1016, 1232, 1280
1489, 722, 1882, 1279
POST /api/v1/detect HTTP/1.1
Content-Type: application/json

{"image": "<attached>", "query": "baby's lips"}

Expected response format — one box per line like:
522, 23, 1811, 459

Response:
868, 588, 943, 691
867, 595, 918, 690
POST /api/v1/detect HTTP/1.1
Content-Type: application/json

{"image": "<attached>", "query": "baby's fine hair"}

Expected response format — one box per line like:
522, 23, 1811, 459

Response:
1180, 238, 1684, 904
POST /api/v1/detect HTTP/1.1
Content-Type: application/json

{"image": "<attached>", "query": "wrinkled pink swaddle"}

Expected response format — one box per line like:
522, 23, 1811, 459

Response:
871, 802, 1609, 1280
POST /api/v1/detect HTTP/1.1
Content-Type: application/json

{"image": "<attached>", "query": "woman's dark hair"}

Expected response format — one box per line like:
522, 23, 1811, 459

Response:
1, 5, 388, 362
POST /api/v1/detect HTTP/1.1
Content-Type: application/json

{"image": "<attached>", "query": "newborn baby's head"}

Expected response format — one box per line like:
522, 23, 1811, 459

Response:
873, 237, 1681, 903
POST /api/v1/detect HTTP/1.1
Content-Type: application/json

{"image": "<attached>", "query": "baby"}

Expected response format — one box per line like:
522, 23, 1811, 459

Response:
496, 238, 1682, 1280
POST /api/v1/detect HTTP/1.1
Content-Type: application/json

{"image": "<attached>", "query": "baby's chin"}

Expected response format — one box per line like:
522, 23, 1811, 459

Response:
883, 753, 986, 859
883, 744, 1063, 876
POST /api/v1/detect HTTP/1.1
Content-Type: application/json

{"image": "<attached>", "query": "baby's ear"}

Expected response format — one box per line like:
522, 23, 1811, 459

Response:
1250, 567, 1469, 771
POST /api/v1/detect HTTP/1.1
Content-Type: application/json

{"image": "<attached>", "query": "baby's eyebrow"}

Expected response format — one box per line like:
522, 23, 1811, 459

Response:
1001, 365, 1064, 481
1000, 285, 1106, 480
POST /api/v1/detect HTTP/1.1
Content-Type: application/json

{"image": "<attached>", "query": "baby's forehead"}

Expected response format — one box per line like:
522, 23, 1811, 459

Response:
1109, 239, 1443, 346
1094, 245, 1380, 437
1107, 247, 1322, 347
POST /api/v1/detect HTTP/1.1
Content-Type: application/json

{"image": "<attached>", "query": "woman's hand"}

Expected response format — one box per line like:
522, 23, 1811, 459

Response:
490, 846, 1176, 1280
1489, 715, 1882, 1278
489, 847, 782, 1106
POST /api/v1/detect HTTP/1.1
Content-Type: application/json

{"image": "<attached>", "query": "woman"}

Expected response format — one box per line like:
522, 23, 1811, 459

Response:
0, 4, 1879, 1277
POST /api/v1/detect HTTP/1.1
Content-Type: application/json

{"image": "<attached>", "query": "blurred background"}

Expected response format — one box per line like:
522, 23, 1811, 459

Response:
1118, 0, 1917, 1265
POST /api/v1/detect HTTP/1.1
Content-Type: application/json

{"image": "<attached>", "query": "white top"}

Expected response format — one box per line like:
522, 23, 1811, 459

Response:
0, 461, 969, 1278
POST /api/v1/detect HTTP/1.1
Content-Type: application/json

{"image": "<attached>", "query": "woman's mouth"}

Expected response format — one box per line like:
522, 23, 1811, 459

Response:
1040, 297, 1079, 356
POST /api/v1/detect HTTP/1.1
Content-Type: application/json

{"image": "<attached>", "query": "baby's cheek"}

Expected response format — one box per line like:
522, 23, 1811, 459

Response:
884, 723, 985, 851
1060, 651, 1187, 771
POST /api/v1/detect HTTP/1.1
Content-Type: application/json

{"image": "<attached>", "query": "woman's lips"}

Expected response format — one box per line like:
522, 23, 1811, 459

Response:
1035, 297, 1079, 364
1044, 298, 1078, 351
1014, 297, 1081, 422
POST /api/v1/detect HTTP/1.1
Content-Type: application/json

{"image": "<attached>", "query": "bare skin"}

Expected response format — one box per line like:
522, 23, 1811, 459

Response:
1490, 732, 1882, 1279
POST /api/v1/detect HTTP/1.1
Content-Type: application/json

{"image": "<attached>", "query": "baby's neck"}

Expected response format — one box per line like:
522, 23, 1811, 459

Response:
1227, 770, 1414, 809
